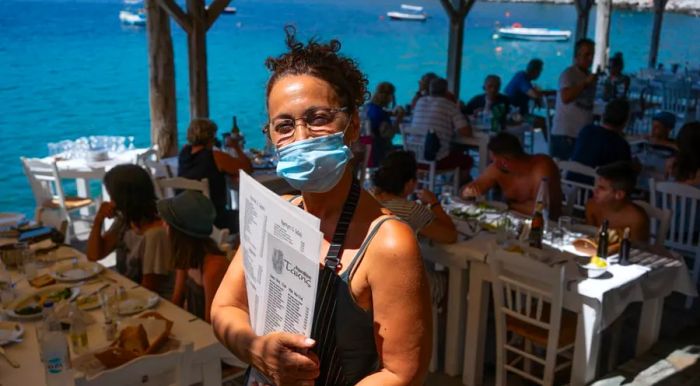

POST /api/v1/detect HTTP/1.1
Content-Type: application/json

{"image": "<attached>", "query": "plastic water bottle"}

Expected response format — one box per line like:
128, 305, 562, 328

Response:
41, 301, 73, 386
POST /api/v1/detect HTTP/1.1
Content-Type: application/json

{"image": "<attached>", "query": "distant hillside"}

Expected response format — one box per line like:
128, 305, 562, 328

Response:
486, 0, 700, 14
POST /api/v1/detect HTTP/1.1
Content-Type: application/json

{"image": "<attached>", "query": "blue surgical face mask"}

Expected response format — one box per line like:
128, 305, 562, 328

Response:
276, 132, 353, 193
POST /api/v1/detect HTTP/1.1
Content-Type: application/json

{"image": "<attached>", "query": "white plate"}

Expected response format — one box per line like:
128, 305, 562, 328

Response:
50, 261, 104, 282
0, 321, 24, 345
117, 291, 159, 316
6, 285, 80, 320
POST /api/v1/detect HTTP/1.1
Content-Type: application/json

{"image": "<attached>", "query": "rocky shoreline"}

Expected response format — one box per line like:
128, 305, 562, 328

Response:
485, 0, 700, 15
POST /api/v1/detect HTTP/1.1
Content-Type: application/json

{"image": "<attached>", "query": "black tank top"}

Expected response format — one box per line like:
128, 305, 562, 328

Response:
177, 145, 227, 216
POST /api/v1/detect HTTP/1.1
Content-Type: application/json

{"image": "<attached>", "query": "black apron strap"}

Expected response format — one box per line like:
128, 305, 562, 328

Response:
312, 178, 362, 386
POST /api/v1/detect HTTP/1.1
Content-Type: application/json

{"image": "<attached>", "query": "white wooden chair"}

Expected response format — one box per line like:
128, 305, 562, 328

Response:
137, 147, 173, 199
74, 342, 193, 386
20, 157, 96, 244
155, 177, 209, 200
661, 81, 696, 133
557, 161, 597, 217
490, 247, 576, 386
634, 199, 672, 249
400, 125, 459, 193
649, 179, 700, 307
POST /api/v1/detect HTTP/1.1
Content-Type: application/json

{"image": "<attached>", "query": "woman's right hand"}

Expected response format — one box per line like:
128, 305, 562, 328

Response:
252, 332, 320, 386
96, 201, 116, 220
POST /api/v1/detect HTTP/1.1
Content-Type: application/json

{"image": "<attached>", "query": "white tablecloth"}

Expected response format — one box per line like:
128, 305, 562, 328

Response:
422, 224, 696, 384
0, 248, 230, 385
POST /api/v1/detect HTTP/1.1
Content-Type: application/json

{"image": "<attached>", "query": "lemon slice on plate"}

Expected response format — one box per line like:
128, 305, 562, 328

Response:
590, 256, 608, 268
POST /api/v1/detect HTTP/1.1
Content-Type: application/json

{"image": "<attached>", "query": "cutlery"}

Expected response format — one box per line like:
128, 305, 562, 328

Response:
0, 346, 19, 368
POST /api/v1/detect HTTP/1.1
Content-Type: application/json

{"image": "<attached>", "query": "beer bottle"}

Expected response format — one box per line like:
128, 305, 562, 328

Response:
619, 227, 631, 266
529, 202, 544, 249
597, 219, 610, 259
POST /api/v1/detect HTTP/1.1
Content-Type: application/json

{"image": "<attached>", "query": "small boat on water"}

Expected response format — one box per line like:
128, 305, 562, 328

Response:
387, 4, 427, 21
119, 9, 146, 26
206, 5, 237, 14
496, 27, 571, 42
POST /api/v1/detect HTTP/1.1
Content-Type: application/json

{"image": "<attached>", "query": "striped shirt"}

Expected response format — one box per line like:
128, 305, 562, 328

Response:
411, 96, 468, 161
379, 198, 435, 232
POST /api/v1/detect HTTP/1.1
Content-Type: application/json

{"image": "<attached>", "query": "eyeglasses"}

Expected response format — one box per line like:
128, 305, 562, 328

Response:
264, 106, 348, 145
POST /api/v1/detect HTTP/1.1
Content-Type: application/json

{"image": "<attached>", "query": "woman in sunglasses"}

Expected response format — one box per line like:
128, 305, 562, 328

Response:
211, 27, 431, 386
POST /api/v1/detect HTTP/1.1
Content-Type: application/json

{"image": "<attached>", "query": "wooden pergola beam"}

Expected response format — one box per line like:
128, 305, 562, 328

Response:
439, 0, 476, 100
205, 0, 233, 30
155, 0, 192, 33
649, 0, 669, 68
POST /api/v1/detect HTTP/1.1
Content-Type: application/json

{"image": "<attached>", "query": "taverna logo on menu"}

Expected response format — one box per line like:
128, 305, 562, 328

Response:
271, 248, 313, 288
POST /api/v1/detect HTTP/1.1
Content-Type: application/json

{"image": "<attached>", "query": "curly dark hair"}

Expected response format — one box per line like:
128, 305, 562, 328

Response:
264, 25, 369, 115
672, 122, 700, 181
103, 164, 159, 226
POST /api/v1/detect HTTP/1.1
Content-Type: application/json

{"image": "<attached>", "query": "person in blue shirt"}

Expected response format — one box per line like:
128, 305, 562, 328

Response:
570, 98, 633, 184
364, 82, 405, 167
505, 59, 554, 140
505, 59, 546, 115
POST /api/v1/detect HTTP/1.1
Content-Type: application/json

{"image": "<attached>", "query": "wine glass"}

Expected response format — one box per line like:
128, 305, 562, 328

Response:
127, 136, 135, 150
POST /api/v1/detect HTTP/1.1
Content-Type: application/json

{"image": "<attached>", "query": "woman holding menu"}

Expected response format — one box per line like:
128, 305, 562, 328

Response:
211, 27, 431, 386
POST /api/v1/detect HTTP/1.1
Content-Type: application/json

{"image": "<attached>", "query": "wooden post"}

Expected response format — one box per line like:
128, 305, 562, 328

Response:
187, 0, 209, 119
153, 0, 230, 122
648, 0, 668, 69
440, 0, 476, 100
593, 0, 612, 72
574, 0, 594, 44
146, 0, 178, 157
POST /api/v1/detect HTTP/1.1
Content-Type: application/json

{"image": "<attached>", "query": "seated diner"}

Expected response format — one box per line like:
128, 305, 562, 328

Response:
159, 190, 229, 323
461, 132, 562, 219
586, 161, 649, 243
178, 118, 253, 233
371, 150, 458, 244
86, 164, 174, 298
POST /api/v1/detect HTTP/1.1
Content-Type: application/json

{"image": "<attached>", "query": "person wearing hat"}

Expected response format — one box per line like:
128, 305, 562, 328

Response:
159, 190, 229, 322
649, 111, 678, 150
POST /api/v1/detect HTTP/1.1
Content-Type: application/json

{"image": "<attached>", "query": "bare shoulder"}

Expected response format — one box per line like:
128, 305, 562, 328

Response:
629, 202, 650, 222
365, 218, 422, 269
532, 154, 560, 177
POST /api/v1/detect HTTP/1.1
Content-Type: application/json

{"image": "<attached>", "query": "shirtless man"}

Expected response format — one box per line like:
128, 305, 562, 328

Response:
460, 132, 562, 219
586, 161, 649, 243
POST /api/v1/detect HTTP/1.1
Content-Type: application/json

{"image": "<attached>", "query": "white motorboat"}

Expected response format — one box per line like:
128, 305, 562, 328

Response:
223, 6, 237, 14
119, 10, 146, 26
496, 27, 571, 42
387, 4, 427, 21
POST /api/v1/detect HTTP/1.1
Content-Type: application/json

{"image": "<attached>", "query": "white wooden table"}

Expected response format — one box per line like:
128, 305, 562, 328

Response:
422, 223, 696, 384
41, 148, 149, 207
0, 249, 230, 386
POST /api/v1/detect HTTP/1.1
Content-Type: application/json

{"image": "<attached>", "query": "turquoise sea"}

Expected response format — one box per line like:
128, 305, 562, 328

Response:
1, 0, 699, 215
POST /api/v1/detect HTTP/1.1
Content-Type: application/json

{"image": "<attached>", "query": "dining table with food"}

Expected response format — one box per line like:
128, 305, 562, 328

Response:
420, 197, 696, 385
0, 233, 230, 385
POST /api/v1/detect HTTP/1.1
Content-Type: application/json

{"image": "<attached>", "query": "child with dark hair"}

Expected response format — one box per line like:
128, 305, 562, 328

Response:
87, 164, 174, 298
371, 150, 457, 243
586, 161, 649, 242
